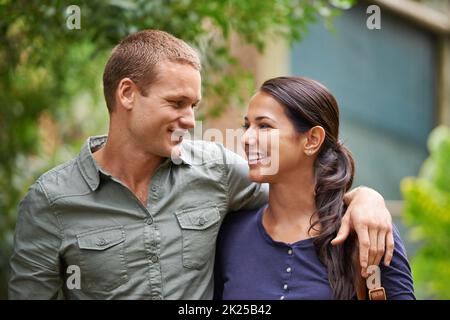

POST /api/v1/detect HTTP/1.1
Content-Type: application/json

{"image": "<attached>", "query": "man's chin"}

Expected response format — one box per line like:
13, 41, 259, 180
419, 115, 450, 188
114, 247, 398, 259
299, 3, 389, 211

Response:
168, 144, 182, 160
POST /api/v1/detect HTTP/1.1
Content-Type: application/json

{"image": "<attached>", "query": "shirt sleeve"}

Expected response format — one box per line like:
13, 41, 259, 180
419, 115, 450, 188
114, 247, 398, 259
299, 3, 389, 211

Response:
380, 224, 415, 300
219, 144, 269, 212
9, 180, 63, 299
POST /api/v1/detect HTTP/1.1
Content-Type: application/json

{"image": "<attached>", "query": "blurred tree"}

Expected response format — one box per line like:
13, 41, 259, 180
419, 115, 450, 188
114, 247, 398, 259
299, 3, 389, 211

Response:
0, 0, 354, 298
401, 126, 450, 299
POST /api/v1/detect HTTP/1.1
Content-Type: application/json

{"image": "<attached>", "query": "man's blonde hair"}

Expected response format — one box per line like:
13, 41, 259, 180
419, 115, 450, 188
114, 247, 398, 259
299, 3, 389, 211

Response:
103, 29, 201, 111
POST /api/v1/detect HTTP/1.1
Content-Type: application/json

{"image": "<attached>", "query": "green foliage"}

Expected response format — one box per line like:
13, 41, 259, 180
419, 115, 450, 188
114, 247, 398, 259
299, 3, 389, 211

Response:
401, 126, 450, 299
0, 0, 354, 298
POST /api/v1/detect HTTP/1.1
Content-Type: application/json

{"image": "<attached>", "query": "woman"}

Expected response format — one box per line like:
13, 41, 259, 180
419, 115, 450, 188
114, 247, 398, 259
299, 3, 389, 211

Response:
214, 77, 414, 300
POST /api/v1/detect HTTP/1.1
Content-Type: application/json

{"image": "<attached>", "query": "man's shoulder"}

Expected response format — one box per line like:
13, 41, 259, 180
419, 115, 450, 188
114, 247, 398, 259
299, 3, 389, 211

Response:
181, 139, 245, 166
35, 157, 90, 203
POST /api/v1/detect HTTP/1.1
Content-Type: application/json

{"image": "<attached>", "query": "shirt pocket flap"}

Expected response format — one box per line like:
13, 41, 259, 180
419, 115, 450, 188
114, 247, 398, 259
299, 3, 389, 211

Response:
77, 226, 125, 251
175, 205, 221, 230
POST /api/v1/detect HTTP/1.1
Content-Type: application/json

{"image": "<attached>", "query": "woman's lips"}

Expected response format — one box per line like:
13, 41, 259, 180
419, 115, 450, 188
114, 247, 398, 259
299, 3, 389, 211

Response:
247, 153, 269, 165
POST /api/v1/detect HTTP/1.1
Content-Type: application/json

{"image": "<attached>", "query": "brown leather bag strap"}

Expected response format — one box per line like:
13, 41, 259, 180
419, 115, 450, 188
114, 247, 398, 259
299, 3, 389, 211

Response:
353, 249, 367, 300
352, 249, 387, 300
355, 271, 367, 300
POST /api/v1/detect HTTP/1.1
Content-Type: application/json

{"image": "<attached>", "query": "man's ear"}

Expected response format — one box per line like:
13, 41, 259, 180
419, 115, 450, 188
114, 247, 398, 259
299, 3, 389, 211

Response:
303, 126, 326, 156
116, 78, 137, 111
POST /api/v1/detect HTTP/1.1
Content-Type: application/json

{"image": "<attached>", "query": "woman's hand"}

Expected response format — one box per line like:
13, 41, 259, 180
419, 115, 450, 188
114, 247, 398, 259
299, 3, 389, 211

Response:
331, 186, 394, 278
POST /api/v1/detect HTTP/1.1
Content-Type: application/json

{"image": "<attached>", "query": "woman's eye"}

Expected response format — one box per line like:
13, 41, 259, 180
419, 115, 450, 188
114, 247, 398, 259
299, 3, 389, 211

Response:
259, 123, 271, 129
242, 124, 249, 130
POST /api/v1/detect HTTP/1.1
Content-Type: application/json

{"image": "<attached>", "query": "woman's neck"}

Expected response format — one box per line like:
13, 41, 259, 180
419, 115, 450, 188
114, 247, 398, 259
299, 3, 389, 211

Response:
264, 167, 321, 244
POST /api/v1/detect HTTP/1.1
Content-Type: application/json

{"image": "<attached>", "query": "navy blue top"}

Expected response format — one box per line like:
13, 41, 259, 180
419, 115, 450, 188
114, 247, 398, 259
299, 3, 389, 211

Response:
214, 205, 415, 300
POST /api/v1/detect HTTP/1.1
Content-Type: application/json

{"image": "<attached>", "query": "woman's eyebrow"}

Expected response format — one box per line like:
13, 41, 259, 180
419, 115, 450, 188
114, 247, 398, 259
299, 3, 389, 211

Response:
244, 115, 277, 122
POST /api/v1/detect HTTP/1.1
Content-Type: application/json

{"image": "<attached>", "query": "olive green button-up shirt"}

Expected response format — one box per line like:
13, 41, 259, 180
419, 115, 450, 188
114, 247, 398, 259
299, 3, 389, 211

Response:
9, 135, 268, 299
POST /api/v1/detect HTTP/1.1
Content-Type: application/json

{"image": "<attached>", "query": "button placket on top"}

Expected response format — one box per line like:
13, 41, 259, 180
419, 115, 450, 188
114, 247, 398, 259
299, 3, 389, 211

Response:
106, 173, 162, 297
281, 245, 294, 300
144, 166, 165, 300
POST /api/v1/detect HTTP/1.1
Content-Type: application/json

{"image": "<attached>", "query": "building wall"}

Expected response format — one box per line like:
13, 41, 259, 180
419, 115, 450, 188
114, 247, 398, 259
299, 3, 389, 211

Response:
290, 3, 437, 200
202, 2, 448, 203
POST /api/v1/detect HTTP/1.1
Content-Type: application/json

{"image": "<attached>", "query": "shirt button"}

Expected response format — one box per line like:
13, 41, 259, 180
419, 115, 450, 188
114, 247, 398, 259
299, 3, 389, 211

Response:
198, 217, 206, 226
151, 186, 157, 192
145, 217, 153, 225
151, 255, 159, 263
288, 249, 293, 255
283, 284, 288, 290
286, 267, 292, 273
96, 238, 109, 247
280, 296, 285, 300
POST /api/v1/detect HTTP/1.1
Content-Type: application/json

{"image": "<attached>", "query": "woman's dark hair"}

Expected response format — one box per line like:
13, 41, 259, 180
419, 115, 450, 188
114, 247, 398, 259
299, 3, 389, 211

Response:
260, 76, 357, 299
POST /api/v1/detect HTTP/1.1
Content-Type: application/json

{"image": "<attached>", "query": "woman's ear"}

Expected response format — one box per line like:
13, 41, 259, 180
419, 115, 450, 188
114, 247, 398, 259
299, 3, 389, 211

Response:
303, 126, 326, 156
116, 78, 137, 111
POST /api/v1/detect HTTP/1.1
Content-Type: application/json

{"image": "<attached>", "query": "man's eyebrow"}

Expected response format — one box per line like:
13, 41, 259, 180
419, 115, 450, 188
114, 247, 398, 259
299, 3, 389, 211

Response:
244, 116, 277, 122
166, 95, 201, 104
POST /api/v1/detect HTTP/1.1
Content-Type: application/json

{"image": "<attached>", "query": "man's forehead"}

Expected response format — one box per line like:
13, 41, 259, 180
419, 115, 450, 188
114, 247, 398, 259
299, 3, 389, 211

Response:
151, 62, 201, 96
155, 60, 200, 80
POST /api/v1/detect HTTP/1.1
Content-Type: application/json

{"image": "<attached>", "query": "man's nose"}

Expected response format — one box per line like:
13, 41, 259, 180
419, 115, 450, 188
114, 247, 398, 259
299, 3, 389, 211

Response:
179, 107, 196, 129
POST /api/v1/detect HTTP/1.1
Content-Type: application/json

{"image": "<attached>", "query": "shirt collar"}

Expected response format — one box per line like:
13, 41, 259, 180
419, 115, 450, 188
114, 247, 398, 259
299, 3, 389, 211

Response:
77, 135, 192, 191
76, 135, 107, 191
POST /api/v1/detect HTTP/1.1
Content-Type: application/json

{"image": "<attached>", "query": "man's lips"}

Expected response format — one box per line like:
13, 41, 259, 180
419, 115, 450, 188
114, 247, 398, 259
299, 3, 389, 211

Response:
169, 128, 188, 143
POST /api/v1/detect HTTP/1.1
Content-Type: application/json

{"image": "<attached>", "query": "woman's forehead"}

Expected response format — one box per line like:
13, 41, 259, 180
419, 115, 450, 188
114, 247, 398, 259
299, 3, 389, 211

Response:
247, 92, 285, 118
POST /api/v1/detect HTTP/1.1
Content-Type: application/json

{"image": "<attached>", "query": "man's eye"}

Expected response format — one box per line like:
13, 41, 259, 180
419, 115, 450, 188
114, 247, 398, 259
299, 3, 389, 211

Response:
242, 124, 249, 130
169, 101, 182, 108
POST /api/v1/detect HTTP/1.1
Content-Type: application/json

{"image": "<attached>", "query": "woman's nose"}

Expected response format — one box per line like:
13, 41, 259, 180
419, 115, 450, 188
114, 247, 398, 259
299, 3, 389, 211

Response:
243, 127, 257, 147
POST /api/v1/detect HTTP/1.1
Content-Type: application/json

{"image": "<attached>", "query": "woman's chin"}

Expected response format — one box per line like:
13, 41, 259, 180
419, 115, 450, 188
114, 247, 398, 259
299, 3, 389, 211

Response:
248, 168, 272, 183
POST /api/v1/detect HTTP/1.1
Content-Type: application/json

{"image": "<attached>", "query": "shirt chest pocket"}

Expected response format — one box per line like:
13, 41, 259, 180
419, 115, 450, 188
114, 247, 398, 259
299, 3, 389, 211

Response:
76, 226, 128, 292
175, 204, 221, 269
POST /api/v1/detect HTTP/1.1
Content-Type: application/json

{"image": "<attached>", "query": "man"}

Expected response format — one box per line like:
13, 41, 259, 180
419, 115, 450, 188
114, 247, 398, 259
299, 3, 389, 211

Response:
9, 30, 394, 299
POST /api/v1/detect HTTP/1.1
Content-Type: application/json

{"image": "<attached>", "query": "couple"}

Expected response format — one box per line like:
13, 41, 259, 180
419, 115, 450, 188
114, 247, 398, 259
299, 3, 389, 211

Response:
9, 30, 413, 299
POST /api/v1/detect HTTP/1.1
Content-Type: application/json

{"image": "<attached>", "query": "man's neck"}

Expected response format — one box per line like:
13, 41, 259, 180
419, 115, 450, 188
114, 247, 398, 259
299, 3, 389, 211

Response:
92, 132, 164, 205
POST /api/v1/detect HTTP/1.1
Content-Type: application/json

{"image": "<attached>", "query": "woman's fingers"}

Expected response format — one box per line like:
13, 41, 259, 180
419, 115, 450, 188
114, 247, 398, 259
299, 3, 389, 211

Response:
384, 230, 395, 266
375, 230, 386, 266
331, 215, 351, 246
355, 225, 370, 277
368, 228, 378, 267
